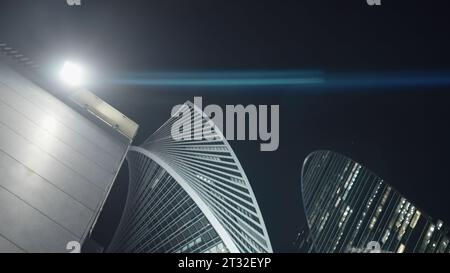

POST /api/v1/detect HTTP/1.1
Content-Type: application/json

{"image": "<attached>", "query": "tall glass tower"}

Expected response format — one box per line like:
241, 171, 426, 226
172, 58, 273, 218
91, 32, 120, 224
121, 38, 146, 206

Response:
109, 102, 272, 253
301, 150, 449, 253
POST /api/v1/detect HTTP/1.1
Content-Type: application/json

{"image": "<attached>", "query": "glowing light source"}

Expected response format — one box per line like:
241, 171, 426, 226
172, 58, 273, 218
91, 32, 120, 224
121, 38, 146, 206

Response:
59, 61, 84, 87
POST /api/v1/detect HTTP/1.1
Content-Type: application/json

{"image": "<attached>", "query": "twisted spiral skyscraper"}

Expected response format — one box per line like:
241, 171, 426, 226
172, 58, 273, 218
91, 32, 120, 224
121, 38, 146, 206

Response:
109, 101, 272, 253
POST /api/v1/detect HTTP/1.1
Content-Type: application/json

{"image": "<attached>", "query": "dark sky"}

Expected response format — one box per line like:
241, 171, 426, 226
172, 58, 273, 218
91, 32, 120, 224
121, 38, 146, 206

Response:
1, 0, 450, 252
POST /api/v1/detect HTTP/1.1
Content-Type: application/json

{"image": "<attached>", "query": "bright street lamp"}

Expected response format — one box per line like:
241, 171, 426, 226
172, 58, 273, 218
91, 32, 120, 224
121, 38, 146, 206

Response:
59, 61, 84, 87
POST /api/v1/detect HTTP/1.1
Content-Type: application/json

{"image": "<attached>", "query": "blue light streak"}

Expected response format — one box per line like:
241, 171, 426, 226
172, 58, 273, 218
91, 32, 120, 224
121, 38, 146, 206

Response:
105, 70, 450, 90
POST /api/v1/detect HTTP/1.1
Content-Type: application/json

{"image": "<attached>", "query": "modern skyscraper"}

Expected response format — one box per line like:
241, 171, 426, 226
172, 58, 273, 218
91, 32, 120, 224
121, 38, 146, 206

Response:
301, 150, 450, 253
0, 46, 138, 252
109, 102, 272, 253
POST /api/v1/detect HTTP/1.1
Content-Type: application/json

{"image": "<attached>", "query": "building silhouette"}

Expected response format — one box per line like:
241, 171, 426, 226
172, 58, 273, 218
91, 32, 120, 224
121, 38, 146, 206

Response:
109, 102, 272, 253
300, 150, 450, 253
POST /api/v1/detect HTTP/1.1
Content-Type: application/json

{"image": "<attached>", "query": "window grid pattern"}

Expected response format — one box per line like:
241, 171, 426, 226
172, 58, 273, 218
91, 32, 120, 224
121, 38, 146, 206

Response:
109, 101, 272, 253
301, 150, 450, 253
140, 101, 272, 253
109, 152, 227, 253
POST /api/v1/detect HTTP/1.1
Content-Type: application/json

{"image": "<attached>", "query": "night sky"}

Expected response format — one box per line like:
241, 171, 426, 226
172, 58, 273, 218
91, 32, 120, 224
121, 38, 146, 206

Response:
1, 0, 450, 252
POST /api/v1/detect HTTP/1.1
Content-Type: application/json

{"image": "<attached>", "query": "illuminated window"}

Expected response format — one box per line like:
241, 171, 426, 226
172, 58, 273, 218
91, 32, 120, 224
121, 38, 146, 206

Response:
397, 244, 405, 253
